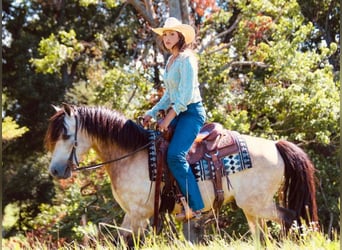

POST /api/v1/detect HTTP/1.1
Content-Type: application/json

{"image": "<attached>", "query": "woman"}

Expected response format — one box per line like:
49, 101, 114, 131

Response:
143, 17, 206, 220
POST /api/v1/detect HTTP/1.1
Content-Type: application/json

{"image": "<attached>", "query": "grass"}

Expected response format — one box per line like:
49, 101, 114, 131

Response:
2, 222, 340, 250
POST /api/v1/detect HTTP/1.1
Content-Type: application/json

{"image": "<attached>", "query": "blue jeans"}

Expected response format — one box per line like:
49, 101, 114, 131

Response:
167, 102, 206, 211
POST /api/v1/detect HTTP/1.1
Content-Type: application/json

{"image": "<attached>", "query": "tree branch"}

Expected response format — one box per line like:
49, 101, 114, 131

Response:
215, 14, 242, 40
206, 42, 232, 55
222, 61, 268, 72
126, 0, 158, 27
144, 0, 157, 20
199, 14, 241, 53
230, 61, 268, 68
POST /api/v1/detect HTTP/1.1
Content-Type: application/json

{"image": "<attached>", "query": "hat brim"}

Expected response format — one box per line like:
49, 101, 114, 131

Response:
152, 25, 195, 44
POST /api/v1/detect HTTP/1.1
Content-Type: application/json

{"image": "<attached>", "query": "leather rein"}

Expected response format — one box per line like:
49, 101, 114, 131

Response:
67, 114, 153, 172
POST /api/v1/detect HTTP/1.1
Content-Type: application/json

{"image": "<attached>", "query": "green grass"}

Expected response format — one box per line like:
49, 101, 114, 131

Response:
2, 222, 340, 250
2, 234, 339, 250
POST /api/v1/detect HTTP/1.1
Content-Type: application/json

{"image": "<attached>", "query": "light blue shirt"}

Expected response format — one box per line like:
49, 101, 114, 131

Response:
146, 49, 202, 119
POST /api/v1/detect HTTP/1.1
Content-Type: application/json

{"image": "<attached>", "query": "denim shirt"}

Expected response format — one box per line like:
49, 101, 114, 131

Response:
146, 49, 202, 119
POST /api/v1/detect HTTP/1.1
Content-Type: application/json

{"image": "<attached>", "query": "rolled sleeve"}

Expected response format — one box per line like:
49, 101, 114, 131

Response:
145, 89, 170, 119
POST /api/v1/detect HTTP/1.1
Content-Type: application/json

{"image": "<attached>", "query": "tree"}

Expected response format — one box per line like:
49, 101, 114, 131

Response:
297, 0, 340, 71
2, 0, 339, 241
2, 0, 151, 235
2, 94, 29, 146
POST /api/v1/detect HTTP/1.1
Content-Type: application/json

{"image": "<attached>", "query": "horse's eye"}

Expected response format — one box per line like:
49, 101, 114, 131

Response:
62, 134, 71, 140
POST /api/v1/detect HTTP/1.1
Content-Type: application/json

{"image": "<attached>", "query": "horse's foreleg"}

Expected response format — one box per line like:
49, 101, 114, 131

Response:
121, 213, 150, 235
119, 213, 150, 246
119, 214, 133, 241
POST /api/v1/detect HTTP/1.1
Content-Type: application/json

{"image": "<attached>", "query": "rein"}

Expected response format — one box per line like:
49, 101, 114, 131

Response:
67, 114, 153, 172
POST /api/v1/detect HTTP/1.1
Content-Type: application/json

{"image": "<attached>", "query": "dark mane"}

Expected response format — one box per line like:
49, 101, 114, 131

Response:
77, 106, 150, 150
45, 109, 66, 151
45, 106, 150, 151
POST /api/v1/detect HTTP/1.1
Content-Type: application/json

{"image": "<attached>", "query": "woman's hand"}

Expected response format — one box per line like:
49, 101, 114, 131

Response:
158, 108, 176, 132
143, 115, 152, 127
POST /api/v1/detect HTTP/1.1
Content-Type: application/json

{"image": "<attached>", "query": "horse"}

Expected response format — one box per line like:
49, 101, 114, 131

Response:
44, 103, 318, 242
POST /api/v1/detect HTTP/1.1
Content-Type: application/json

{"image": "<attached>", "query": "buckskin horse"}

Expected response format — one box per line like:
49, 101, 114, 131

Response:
45, 104, 318, 241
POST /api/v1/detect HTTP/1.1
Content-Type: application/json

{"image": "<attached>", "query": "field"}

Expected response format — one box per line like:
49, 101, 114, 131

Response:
2, 222, 340, 250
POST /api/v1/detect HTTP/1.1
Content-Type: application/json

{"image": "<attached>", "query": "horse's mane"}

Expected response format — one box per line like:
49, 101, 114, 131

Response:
45, 105, 150, 152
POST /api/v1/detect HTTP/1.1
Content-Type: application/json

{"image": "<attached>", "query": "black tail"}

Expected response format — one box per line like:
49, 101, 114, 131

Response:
275, 140, 318, 231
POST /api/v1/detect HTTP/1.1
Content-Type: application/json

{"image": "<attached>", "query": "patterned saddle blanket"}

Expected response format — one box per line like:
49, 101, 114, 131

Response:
147, 123, 252, 182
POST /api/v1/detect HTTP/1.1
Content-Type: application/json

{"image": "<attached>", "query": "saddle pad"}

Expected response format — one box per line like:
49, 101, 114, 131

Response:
191, 135, 252, 181
147, 130, 159, 181
147, 131, 252, 182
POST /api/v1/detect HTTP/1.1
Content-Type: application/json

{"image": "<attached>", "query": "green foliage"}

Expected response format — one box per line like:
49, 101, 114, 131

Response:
2, 203, 20, 232
3, 153, 55, 237
2, 0, 339, 243
21, 150, 123, 241
310, 152, 340, 236
31, 30, 84, 75
2, 116, 29, 142
95, 67, 154, 116
198, 0, 339, 235
199, 50, 230, 115
199, 0, 339, 145
79, 0, 119, 7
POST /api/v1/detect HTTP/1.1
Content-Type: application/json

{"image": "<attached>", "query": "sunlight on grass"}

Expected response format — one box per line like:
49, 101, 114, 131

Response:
2, 221, 339, 250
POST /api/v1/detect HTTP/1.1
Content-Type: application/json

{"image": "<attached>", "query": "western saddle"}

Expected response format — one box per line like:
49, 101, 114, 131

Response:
153, 121, 239, 229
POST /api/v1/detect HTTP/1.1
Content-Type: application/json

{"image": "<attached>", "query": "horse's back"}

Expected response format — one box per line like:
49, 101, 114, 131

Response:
241, 134, 284, 170
224, 134, 284, 209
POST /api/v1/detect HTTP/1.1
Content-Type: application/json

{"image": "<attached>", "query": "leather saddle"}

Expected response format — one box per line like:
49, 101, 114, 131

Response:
153, 122, 240, 228
187, 122, 239, 164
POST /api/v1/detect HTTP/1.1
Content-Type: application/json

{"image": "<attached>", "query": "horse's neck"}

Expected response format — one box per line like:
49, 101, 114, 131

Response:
93, 140, 126, 162
82, 128, 149, 179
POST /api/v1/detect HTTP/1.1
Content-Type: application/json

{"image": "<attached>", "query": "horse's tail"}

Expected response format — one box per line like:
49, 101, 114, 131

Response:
275, 140, 318, 231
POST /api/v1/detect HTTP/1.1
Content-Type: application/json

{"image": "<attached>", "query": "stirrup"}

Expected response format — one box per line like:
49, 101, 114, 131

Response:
175, 210, 202, 221
175, 196, 202, 221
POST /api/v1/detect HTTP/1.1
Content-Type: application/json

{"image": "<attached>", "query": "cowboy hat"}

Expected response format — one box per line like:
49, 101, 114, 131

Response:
152, 17, 195, 44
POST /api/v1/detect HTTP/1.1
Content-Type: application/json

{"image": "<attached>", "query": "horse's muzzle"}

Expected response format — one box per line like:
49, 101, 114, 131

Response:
50, 164, 72, 179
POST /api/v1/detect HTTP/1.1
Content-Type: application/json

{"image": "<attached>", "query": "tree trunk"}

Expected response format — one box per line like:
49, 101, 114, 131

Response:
180, 0, 190, 24
169, 0, 182, 20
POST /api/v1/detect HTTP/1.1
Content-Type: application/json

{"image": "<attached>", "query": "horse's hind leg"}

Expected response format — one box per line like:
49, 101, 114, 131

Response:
276, 205, 296, 231
242, 202, 296, 238
248, 203, 296, 228
235, 191, 272, 239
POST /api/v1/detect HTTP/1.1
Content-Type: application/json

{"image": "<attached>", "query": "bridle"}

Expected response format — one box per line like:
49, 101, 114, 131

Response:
66, 114, 80, 170
66, 114, 153, 172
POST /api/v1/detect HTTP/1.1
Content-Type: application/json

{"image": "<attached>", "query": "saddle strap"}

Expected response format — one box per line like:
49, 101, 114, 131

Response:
211, 153, 225, 213
153, 137, 168, 230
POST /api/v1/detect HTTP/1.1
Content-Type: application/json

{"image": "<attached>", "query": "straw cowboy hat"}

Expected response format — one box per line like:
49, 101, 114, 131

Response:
152, 17, 195, 44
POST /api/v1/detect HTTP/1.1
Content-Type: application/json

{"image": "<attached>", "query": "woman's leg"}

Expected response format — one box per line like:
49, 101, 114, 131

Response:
167, 103, 206, 211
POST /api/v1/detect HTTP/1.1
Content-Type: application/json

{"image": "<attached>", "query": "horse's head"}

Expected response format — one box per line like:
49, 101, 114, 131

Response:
45, 103, 91, 179
45, 103, 151, 178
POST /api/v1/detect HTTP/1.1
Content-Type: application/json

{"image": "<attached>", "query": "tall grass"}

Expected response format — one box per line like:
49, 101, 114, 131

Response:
2, 221, 340, 250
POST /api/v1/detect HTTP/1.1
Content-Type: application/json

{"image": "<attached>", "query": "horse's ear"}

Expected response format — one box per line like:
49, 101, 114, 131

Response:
51, 104, 61, 112
62, 103, 73, 116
